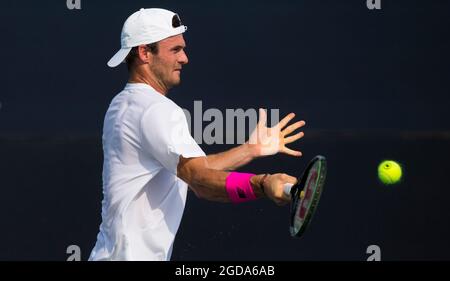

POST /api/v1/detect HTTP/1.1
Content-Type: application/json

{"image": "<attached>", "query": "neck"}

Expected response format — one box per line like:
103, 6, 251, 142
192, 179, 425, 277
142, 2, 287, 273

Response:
128, 69, 168, 95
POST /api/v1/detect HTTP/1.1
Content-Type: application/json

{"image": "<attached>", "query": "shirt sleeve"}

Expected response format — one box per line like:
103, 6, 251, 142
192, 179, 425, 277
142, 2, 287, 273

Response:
140, 101, 206, 175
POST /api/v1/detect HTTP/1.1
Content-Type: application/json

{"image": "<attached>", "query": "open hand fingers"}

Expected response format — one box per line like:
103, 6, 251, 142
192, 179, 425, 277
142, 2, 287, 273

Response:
282, 120, 305, 136
257, 108, 267, 127
284, 131, 304, 144
276, 113, 296, 130
281, 147, 302, 157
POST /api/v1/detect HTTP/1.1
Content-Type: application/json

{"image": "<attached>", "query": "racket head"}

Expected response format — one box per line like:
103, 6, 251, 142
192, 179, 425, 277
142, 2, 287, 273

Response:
289, 155, 327, 237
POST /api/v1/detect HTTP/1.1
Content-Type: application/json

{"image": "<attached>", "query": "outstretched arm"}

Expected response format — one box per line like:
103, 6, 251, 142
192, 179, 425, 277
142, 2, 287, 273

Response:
206, 109, 306, 170
177, 156, 296, 205
205, 143, 258, 171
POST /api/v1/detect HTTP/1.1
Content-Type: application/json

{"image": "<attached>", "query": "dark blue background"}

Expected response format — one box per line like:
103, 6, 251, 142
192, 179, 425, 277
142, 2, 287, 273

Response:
0, 0, 449, 260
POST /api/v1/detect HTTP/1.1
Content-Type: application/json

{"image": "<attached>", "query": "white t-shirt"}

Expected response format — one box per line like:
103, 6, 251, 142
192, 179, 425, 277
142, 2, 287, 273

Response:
89, 83, 205, 261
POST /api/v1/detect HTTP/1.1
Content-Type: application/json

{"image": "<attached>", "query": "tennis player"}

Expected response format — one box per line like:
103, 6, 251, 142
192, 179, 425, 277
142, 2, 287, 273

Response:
89, 8, 305, 261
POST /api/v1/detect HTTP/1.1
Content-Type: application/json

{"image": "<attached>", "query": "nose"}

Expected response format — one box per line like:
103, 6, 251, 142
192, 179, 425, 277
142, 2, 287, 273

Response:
178, 49, 188, 65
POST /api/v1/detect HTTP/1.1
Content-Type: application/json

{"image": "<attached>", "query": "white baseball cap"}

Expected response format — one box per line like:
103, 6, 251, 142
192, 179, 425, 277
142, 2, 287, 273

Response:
107, 8, 187, 68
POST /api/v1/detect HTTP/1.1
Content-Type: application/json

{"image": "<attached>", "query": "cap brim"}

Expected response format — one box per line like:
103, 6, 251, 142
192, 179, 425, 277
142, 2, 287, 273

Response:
107, 48, 132, 68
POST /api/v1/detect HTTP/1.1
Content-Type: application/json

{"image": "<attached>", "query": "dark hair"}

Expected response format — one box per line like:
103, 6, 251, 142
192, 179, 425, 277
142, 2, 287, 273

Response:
126, 42, 159, 71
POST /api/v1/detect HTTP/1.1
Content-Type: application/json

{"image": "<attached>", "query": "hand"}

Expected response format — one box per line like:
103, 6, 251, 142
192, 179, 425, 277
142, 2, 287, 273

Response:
247, 109, 305, 157
263, 173, 297, 206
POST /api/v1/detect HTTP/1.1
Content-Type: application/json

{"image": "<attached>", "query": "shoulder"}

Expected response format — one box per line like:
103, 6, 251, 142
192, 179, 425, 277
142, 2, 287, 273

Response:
143, 98, 183, 117
130, 85, 182, 112
140, 97, 187, 130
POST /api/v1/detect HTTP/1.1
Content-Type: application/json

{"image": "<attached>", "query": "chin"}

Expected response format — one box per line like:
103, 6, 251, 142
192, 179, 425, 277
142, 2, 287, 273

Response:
172, 77, 181, 86
167, 79, 180, 89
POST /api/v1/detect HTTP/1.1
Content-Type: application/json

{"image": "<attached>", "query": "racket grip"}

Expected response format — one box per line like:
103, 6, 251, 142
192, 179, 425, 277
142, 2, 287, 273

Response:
283, 183, 294, 197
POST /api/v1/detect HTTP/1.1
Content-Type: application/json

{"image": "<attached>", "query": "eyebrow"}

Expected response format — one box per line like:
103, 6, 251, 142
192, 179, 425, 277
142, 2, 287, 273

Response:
170, 45, 185, 51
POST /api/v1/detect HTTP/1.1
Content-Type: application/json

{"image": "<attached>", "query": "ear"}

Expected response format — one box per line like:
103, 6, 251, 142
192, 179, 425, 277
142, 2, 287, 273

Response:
137, 45, 152, 64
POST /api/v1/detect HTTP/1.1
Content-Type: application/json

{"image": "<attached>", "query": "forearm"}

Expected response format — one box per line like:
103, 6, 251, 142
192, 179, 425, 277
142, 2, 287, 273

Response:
177, 156, 265, 202
206, 143, 259, 171
191, 169, 266, 202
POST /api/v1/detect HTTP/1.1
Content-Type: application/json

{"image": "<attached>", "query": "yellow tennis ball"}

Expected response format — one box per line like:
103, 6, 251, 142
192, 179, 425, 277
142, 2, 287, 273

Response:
378, 160, 402, 185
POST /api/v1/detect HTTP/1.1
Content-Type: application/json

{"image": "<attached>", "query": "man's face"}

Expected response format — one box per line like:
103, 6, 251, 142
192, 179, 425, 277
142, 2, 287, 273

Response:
149, 34, 188, 90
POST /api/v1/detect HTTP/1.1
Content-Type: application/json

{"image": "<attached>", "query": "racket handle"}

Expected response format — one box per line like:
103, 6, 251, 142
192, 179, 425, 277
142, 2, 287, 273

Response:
283, 183, 294, 197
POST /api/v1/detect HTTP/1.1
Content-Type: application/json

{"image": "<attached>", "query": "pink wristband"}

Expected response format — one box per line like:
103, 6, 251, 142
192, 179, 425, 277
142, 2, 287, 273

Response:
225, 172, 257, 204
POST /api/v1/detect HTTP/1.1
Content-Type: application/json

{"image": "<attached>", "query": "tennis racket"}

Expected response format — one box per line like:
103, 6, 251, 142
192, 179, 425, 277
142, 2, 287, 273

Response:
283, 155, 327, 237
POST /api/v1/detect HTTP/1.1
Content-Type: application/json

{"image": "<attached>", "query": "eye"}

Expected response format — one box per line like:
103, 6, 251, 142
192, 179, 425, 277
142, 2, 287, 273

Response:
171, 46, 186, 53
